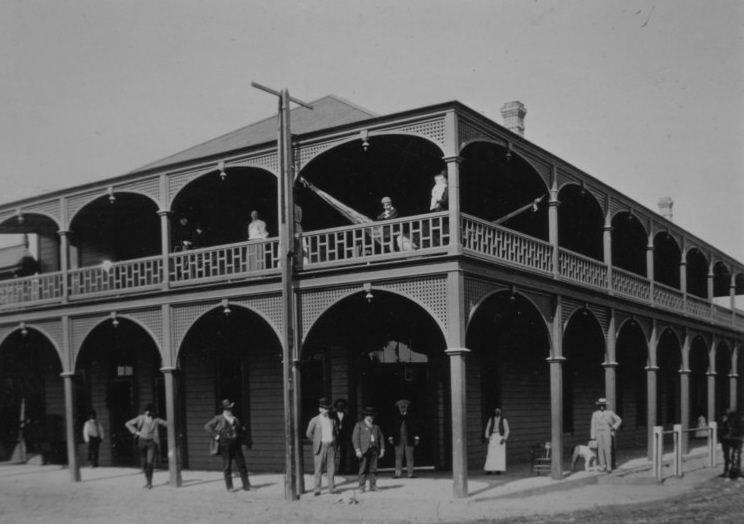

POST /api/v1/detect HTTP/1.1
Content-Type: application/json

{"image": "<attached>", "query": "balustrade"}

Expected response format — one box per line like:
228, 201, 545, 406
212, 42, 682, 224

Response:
558, 248, 608, 289
0, 272, 64, 308
653, 282, 684, 311
170, 239, 280, 283
69, 256, 163, 297
612, 266, 651, 302
685, 294, 711, 320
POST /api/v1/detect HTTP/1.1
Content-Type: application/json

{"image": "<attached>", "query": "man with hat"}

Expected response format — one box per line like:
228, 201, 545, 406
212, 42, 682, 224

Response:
590, 397, 622, 473
125, 403, 167, 489
388, 399, 420, 478
352, 406, 386, 492
305, 397, 339, 496
204, 399, 251, 492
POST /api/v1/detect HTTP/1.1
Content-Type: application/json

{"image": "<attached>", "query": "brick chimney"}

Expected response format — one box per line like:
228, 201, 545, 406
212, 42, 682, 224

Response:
658, 196, 674, 221
500, 101, 527, 136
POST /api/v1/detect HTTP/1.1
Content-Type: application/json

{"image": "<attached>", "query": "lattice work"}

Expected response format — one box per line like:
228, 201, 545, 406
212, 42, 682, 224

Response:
0, 211, 17, 225
561, 297, 584, 325
117, 176, 161, 203
66, 189, 107, 223
0, 324, 15, 347
232, 294, 284, 337
609, 196, 630, 218
173, 302, 217, 351
168, 168, 212, 203
555, 168, 576, 189
457, 118, 503, 149
21, 199, 62, 226
588, 305, 609, 334
465, 278, 505, 318
242, 152, 279, 175
71, 314, 105, 360
128, 308, 164, 350
301, 285, 358, 340
390, 118, 446, 146
514, 147, 552, 188
384, 276, 448, 330
296, 140, 343, 171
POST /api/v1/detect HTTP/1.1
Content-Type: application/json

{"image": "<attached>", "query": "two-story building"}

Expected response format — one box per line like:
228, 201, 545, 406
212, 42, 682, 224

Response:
1, 95, 741, 496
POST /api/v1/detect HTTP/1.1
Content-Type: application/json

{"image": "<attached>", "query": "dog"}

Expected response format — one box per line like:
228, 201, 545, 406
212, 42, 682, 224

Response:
571, 442, 598, 471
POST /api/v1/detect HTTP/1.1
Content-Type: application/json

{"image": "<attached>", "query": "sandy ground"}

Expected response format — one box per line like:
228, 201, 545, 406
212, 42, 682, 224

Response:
0, 456, 725, 524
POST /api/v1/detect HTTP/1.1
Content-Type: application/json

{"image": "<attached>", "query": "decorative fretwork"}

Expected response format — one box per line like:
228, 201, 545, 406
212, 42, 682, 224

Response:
0, 272, 64, 310
464, 278, 505, 318
66, 189, 107, 223
686, 295, 711, 320
461, 214, 553, 274
128, 308, 165, 350
69, 256, 163, 297
241, 151, 279, 175
169, 240, 280, 283
232, 294, 284, 337
457, 118, 507, 150
653, 282, 684, 311
168, 168, 212, 203
32, 318, 65, 361
390, 117, 446, 146
561, 297, 584, 325
303, 213, 448, 266
612, 267, 651, 303
71, 314, 105, 361
295, 140, 343, 171
559, 248, 608, 290
300, 275, 448, 340
173, 302, 218, 352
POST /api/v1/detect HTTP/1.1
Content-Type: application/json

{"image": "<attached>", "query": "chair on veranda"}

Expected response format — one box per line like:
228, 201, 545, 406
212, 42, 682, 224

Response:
530, 441, 552, 476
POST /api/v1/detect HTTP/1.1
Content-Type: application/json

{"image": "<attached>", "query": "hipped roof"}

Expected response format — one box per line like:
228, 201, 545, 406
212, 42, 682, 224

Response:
133, 95, 378, 173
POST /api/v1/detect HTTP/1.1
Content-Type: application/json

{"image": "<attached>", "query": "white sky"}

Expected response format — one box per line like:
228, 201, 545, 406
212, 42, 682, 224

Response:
1, 0, 742, 261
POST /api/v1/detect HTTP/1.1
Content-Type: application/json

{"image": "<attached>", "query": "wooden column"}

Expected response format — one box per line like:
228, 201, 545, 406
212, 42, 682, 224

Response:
549, 296, 564, 479
604, 309, 618, 408
446, 348, 469, 498
161, 367, 182, 487
548, 168, 559, 279
646, 321, 658, 460
680, 331, 691, 454
61, 372, 80, 482
158, 209, 172, 290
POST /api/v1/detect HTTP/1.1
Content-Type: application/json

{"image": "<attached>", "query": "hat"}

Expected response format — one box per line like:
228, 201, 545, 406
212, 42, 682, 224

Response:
381, 196, 392, 204
395, 399, 411, 409
221, 399, 235, 410
595, 397, 607, 406
362, 406, 377, 417
318, 397, 332, 409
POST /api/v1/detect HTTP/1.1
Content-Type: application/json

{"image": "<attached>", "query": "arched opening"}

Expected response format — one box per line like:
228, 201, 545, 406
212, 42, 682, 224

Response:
563, 308, 605, 441
75, 317, 163, 467
689, 336, 709, 429
459, 142, 548, 240
712, 262, 731, 301
653, 233, 681, 289
611, 213, 647, 276
715, 342, 732, 419
0, 329, 64, 463
298, 135, 444, 231
171, 167, 278, 250
616, 320, 648, 436
558, 185, 604, 260
302, 289, 448, 472
657, 329, 681, 427
70, 193, 160, 267
178, 305, 282, 472
686, 248, 708, 299
0, 213, 60, 276
466, 291, 551, 468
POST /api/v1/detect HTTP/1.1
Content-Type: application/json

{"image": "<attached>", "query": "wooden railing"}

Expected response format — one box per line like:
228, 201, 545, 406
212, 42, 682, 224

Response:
170, 239, 280, 284
0, 272, 64, 308
558, 248, 608, 290
461, 214, 553, 274
69, 256, 163, 297
303, 213, 449, 266
612, 266, 651, 302
653, 282, 685, 311
0, 215, 742, 333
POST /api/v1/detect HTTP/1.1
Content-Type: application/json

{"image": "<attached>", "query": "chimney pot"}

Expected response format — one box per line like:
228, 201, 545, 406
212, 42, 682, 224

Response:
658, 196, 674, 221
500, 101, 527, 136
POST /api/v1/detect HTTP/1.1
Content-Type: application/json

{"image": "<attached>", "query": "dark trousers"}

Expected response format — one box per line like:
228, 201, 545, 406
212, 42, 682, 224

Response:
722, 439, 742, 477
335, 438, 350, 474
137, 438, 157, 486
220, 438, 249, 490
357, 447, 380, 489
87, 436, 101, 467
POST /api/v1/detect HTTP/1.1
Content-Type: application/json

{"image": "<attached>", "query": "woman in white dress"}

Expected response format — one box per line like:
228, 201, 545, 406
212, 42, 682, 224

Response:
484, 408, 510, 474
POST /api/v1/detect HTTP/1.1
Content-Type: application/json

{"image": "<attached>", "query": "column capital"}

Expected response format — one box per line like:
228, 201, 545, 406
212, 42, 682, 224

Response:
60, 371, 76, 378
159, 366, 179, 374
601, 361, 619, 368
158, 209, 173, 218
644, 365, 660, 372
706, 371, 717, 377
678, 368, 691, 375
442, 155, 463, 164
445, 347, 471, 357
546, 356, 566, 364
57, 229, 70, 237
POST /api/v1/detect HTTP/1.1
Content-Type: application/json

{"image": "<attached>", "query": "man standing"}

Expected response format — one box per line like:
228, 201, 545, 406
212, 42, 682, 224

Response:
590, 397, 622, 473
352, 406, 385, 492
125, 403, 167, 489
333, 398, 352, 475
247, 210, 269, 240
305, 397, 338, 496
82, 410, 104, 468
204, 399, 251, 492
388, 399, 419, 478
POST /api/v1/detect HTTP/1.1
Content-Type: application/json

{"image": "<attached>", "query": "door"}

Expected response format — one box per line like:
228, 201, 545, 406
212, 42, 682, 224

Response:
108, 377, 136, 466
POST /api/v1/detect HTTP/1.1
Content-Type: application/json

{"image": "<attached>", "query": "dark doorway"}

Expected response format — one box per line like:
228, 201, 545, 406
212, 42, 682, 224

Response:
108, 375, 136, 466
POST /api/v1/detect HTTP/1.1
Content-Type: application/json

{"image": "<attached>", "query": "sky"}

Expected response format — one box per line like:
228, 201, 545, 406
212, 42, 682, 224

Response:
1, 0, 742, 261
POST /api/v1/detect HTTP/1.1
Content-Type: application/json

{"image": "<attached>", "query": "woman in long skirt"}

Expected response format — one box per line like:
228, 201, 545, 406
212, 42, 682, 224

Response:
484, 408, 510, 474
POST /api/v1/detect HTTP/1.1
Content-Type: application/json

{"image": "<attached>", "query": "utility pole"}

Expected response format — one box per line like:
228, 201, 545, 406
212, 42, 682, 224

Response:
251, 82, 312, 501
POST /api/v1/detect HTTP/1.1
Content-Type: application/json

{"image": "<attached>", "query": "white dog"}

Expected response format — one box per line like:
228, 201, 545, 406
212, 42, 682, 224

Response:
571, 443, 598, 471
